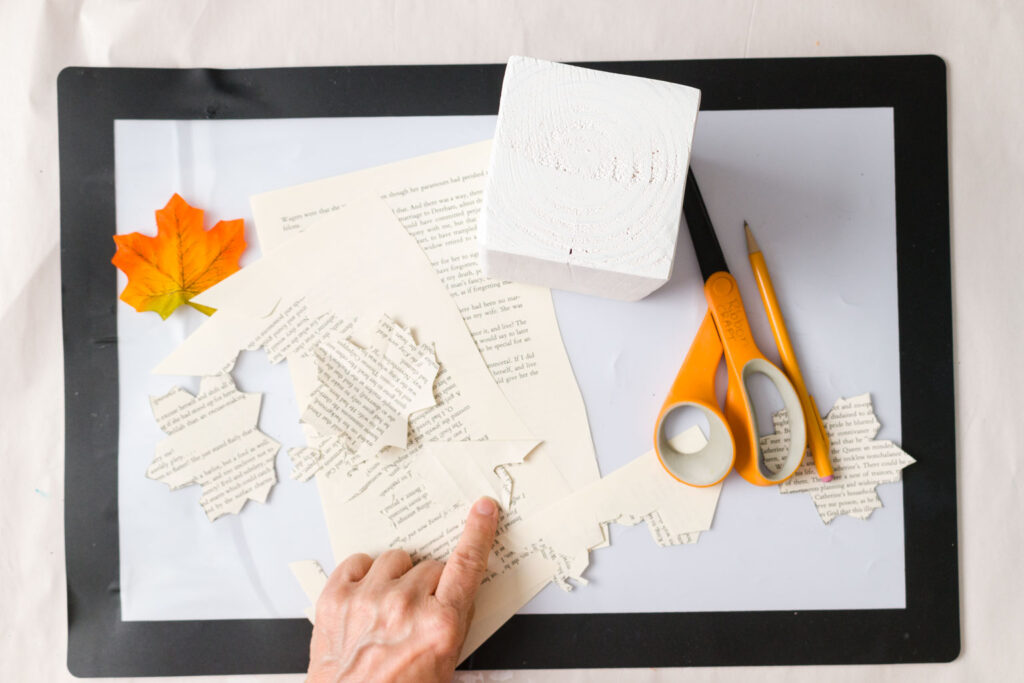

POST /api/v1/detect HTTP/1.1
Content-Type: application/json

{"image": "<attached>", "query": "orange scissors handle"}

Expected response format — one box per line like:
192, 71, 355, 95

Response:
706, 271, 807, 486
653, 271, 808, 487
654, 312, 735, 487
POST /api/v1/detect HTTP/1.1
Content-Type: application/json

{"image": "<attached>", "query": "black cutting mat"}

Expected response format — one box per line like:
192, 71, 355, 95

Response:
58, 56, 957, 676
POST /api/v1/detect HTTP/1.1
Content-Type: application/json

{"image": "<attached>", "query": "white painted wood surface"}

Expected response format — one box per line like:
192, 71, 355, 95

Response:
480, 56, 700, 300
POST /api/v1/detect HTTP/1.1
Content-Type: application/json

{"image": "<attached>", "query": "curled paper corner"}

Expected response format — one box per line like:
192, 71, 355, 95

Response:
147, 373, 280, 521
761, 393, 916, 524
289, 560, 330, 624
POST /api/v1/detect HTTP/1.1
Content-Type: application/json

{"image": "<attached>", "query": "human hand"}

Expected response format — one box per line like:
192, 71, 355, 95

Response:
307, 496, 500, 683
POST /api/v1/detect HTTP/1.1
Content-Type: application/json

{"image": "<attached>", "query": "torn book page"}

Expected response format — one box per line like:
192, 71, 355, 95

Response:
288, 438, 547, 656
315, 437, 560, 668
301, 315, 439, 455
250, 141, 600, 493
288, 431, 719, 665
147, 373, 280, 521
498, 426, 723, 590
761, 393, 916, 524
457, 427, 722, 659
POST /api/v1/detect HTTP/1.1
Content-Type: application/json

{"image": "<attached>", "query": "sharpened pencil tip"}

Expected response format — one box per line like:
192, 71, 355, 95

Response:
744, 221, 760, 254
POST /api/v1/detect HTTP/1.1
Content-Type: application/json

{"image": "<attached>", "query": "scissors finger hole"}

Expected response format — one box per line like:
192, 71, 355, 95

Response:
744, 371, 790, 474
655, 402, 734, 487
660, 405, 711, 454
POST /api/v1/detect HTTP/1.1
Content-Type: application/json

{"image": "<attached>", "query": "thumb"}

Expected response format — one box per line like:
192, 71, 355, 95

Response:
435, 497, 499, 615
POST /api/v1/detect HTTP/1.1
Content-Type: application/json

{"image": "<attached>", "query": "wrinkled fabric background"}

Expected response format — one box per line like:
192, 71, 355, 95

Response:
2, 1, 1020, 681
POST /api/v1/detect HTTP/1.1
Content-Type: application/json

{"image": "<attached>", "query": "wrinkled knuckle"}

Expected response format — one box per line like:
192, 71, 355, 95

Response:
381, 586, 415, 615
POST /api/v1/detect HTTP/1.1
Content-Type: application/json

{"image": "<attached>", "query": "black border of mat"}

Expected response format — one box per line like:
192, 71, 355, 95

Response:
58, 56, 958, 676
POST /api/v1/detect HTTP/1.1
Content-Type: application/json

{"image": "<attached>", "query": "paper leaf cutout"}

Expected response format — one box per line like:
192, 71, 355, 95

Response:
761, 393, 915, 524
300, 315, 439, 456
112, 194, 246, 319
147, 374, 280, 521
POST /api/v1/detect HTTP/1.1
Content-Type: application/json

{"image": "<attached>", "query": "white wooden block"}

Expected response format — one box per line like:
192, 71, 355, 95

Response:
479, 56, 701, 301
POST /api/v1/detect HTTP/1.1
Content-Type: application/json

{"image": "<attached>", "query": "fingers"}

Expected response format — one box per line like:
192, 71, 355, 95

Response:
322, 553, 373, 598
337, 553, 375, 582
364, 548, 414, 582
400, 558, 445, 594
435, 497, 499, 614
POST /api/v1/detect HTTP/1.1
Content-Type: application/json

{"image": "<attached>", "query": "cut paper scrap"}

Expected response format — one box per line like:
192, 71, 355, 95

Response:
501, 426, 723, 590
761, 393, 915, 524
146, 373, 280, 521
302, 316, 439, 453
289, 560, 329, 623
112, 193, 245, 319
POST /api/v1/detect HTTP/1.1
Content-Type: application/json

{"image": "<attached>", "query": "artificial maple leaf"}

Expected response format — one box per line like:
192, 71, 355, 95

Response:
112, 194, 246, 319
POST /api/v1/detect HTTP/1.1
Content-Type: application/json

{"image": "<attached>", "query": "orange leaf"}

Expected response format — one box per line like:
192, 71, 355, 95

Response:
112, 194, 246, 319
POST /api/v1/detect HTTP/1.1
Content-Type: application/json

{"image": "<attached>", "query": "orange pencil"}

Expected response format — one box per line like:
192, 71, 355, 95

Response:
745, 222, 834, 482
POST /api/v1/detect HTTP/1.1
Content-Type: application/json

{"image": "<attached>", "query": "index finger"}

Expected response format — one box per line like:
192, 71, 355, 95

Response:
435, 497, 499, 614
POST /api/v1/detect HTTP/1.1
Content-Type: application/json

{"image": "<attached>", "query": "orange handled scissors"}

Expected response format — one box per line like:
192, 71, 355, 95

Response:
654, 170, 807, 487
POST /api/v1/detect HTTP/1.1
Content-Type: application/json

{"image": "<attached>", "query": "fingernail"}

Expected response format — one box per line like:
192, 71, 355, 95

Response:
474, 497, 497, 518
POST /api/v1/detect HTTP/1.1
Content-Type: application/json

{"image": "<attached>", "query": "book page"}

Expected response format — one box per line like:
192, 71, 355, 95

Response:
250, 141, 600, 492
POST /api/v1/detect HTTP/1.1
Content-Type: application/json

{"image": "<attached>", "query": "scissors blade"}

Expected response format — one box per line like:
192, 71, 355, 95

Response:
683, 168, 729, 282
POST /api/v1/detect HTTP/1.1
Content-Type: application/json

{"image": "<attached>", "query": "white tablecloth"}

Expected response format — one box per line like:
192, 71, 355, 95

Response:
2, 1, 1020, 680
